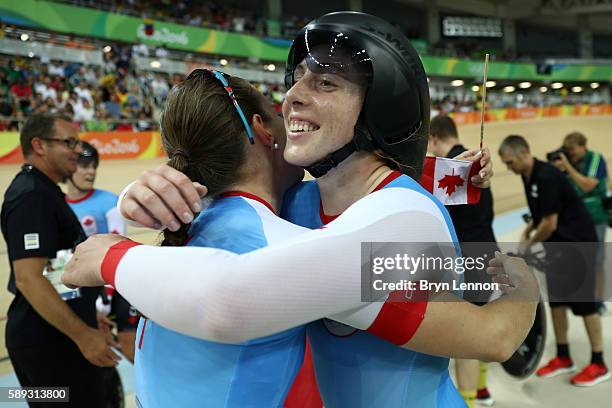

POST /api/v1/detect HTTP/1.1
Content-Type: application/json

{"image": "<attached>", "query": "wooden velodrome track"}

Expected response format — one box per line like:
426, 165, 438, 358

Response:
1, 114, 612, 406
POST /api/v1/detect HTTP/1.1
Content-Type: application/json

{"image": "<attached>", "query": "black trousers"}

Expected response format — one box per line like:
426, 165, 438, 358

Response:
544, 242, 598, 315
8, 339, 112, 408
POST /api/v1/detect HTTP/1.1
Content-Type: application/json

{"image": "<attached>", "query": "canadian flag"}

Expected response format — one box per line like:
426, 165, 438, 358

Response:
420, 156, 481, 205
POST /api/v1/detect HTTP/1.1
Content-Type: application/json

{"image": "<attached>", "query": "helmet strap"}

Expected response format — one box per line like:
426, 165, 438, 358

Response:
304, 115, 375, 178
68, 176, 91, 194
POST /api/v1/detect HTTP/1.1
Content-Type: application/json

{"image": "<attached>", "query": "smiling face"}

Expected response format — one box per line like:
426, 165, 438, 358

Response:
45, 119, 83, 182
282, 60, 366, 167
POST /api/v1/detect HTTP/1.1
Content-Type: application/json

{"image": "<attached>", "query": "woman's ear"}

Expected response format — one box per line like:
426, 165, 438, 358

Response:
251, 113, 274, 148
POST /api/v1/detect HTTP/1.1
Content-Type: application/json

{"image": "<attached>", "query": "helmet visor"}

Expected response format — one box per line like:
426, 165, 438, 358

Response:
288, 28, 373, 88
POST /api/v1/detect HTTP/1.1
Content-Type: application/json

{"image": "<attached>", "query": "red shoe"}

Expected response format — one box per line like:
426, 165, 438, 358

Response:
570, 363, 611, 387
475, 388, 495, 406
536, 356, 576, 378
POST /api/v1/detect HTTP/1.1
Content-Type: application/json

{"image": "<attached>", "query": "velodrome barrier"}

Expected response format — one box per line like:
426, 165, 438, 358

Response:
1, 104, 611, 164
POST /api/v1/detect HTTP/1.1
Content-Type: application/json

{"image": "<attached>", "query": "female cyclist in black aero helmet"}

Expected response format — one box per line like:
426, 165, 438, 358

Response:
283, 11, 430, 180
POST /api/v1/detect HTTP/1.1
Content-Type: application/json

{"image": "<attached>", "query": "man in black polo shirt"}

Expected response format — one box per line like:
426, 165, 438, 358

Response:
429, 115, 498, 407
499, 134, 609, 387
1, 113, 120, 406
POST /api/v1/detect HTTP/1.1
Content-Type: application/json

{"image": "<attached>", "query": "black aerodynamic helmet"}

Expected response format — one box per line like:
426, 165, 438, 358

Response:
285, 11, 430, 180
77, 141, 99, 168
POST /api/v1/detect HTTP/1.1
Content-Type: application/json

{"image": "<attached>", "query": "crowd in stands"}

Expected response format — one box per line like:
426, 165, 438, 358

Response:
430, 89, 608, 117
54, 0, 311, 40
0, 46, 287, 132
0, 39, 607, 133
0, 50, 157, 132
0, 14, 607, 133
54, 0, 582, 64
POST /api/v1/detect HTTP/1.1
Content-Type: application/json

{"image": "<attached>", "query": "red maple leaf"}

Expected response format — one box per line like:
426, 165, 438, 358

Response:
437, 169, 464, 196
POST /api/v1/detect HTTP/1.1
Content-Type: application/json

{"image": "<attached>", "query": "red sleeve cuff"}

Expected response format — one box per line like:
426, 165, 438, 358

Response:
367, 289, 429, 345
101, 240, 142, 287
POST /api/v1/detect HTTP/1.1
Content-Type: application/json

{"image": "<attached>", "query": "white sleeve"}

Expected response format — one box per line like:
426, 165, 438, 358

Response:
105, 207, 126, 235
107, 188, 457, 343
116, 182, 150, 229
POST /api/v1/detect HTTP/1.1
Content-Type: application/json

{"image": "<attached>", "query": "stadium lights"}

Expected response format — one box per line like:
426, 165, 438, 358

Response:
540, 86, 548, 92
450, 79, 464, 87
518, 82, 532, 89
591, 82, 600, 89
20, 33, 29, 42
103, 45, 112, 53
485, 81, 496, 88
503, 86, 516, 93
471, 85, 480, 92
551, 82, 563, 89
571, 86, 583, 93
220, 59, 228, 66
150, 60, 161, 69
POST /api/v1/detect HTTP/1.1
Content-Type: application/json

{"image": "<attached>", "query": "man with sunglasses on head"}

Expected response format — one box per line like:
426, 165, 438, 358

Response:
1, 113, 119, 407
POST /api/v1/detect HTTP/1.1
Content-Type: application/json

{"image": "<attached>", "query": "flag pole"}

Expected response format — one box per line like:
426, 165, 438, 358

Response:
480, 53, 490, 151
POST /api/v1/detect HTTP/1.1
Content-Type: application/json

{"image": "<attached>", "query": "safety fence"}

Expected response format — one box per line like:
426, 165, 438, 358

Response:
449, 104, 612, 126
1, 104, 612, 164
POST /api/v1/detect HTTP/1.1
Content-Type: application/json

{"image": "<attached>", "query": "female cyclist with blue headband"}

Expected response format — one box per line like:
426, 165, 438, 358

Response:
130, 68, 313, 407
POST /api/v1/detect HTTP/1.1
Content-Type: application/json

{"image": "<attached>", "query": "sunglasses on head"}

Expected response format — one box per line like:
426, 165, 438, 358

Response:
188, 69, 255, 144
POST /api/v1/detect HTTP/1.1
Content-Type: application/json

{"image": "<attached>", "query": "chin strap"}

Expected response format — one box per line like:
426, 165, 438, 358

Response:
69, 177, 90, 194
305, 117, 375, 178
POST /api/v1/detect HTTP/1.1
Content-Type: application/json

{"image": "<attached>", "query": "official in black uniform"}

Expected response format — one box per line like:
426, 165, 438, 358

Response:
1, 113, 120, 407
429, 115, 498, 406
499, 135, 609, 387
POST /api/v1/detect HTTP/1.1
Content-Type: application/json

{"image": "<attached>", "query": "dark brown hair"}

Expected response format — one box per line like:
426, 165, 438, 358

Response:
429, 115, 458, 141
20, 112, 72, 156
563, 131, 587, 148
160, 71, 271, 246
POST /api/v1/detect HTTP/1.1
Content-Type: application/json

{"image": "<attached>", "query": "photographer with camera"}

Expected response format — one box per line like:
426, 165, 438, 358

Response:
499, 135, 609, 387
550, 132, 608, 309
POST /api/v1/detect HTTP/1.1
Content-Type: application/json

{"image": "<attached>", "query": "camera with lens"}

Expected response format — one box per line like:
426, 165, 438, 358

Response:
546, 147, 568, 162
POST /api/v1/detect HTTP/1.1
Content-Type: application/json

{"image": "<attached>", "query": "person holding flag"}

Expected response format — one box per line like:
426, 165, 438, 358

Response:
428, 114, 498, 407
63, 12, 539, 407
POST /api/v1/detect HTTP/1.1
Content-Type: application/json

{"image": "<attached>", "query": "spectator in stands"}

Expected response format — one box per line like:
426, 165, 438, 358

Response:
136, 110, 152, 131
48, 59, 64, 77
74, 80, 93, 104
83, 65, 99, 86
74, 98, 95, 122
63, 60, 78, 79
155, 44, 169, 59
105, 94, 121, 119
10, 77, 32, 110
132, 42, 149, 58
86, 109, 110, 132
0, 86, 13, 117
34, 76, 55, 102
